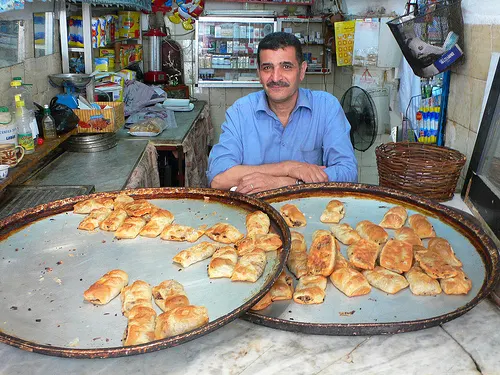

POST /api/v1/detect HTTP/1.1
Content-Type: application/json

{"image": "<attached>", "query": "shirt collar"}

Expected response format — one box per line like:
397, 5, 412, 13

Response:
255, 88, 312, 117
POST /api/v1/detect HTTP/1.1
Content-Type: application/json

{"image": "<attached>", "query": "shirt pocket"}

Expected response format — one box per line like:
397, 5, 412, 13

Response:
300, 147, 323, 165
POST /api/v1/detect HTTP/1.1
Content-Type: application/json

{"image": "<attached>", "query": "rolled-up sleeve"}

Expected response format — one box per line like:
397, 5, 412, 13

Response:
206, 104, 243, 185
322, 97, 358, 183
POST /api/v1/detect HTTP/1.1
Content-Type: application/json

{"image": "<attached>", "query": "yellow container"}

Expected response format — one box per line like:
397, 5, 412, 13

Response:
100, 48, 115, 69
118, 11, 141, 39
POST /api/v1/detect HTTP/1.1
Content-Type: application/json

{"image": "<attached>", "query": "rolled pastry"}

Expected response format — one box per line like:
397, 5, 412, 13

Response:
440, 268, 472, 295
320, 200, 345, 223
379, 239, 414, 274
139, 208, 175, 238
394, 227, 423, 247
205, 223, 244, 244
73, 197, 114, 214
379, 206, 408, 229
363, 266, 409, 294
235, 233, 282, 256
329, 251, 371, 297
414, 246, 459, 279
155, 305, 209, 339
83, 269, 129, 305
113, 194, 134, 210
428, 237, 462, 267
280, 204, 307, 227
250, 291, 273, 311
356, 220, 388, 245
307, 230, 336, 277
231, 248, 267, 283
121, 280, 154, 318
160, 224, 206, 242
404, 263, 442, 296
152, 280, 190, 313
293, 275, 327, 304
208, 246, 238, 279
123, 306, 157, 346
347, 238, 380, 270
408, 214, 436, 239
269, 271, 294, 301
115, 217, 147, 239
78, 207, 112, 231
330, 223, 361, 245
246, 210, 270, 236
124, 199, 154, 217
100, 208, 128, 231
173, 241, 218, 268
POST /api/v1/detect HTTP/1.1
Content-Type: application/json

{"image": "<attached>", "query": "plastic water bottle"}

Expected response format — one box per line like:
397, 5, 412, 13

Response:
9, 78, 38, 139
42, 105, 57, 139
14, 95, 35, 154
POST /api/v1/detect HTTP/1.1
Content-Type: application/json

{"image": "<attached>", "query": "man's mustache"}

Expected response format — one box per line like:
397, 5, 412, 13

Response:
267, 81, 289, 87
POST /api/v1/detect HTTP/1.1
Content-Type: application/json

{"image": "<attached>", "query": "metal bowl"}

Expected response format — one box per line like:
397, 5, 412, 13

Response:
48, 74, 93, 88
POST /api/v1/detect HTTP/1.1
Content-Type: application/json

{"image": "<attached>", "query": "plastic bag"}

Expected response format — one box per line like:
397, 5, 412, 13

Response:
128, 118, 168, 137
35, 98, 80, 135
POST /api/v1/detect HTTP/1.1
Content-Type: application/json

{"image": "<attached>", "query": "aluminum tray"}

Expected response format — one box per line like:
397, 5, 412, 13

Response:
243, 183, 499, 335
0, 188, 290, 358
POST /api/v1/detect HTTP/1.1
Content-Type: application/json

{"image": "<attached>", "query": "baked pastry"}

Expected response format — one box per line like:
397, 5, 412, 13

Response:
270, 271, 294, 301
307, 230, 336, 277
287, 232, 308, 279
291, 231, 307, 252
123, 306, 157, 346
440, 268, 472, 295
250, 292, 273, 311
208, 246, 238, 278
78, 207, 112, 231
408, 214, 436, 239
113, 194, 134, 210
404, 263, 442, 296
231, 248, 267, 283
160, 224, 206, 242
414, 246, 459, 279
155, 305, 209, 339
293, 275, 327, 304
333, 249, 350, 270
83, 269, 129, 305
394, 227, 423, 247
363, 266, 409, 294
356, 220, 388, 245
173, 241, 218, 268
235, 233, 282, 256
246, 210, 270, 236
99, 208, 128, 231
139, 209, 175, 238
379, 239, 414, 274
121, 280, 154, 318
124, 199, 154, 217
379, 206, 408, 229
428, 237, 462, 267
152, 280, 189, 313
330, 223, 361, 245
205, 223, 244, 244
320, 200, 345, 223
347, 238, 380, 270
330, 262, 371, 298
280, 204, 307, 227
115, 217, 147, 239
73, 197, 114, 214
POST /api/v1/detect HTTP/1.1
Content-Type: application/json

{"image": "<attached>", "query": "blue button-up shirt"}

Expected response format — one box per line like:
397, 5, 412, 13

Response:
207, 88, 358, 184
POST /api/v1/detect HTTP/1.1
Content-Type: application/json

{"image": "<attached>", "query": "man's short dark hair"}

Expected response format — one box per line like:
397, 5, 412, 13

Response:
257, 32, 304, 66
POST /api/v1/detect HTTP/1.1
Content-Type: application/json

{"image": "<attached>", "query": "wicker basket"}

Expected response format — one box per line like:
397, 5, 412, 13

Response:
73, 102, 125, 134
375, 142, 466, 201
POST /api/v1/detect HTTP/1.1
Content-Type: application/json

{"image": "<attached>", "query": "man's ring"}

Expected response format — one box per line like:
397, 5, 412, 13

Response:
250, 184, 254, 189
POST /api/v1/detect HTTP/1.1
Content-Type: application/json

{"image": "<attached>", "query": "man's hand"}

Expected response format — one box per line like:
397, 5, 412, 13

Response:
283, 161, 329, 183
236, 173, 296, 194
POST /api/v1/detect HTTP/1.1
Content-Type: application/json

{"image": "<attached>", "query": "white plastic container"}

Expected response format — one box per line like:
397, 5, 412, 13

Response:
0, 106, 17, 145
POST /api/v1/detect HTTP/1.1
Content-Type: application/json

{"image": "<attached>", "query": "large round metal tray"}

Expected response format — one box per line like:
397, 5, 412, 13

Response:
0, 188, 290, 358
243, 183, 499, 335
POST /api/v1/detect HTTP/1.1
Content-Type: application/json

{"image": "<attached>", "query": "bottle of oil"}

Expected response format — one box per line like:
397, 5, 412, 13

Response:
42, 105, 57, 139
15, 95, 35, 154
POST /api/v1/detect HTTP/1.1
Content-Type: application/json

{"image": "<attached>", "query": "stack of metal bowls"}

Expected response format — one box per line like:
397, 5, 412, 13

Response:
63, 133, 117, 153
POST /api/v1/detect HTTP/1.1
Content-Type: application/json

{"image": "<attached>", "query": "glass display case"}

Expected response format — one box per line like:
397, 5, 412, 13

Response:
195, 16, 278, 87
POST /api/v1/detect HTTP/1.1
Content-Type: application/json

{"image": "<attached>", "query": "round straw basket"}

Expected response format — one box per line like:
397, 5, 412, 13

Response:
375, 142, 466, 201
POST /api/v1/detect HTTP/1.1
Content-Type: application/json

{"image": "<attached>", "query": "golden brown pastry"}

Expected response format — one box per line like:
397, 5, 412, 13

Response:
280, 204, 307, 227
330, 267, 371, 297
379, 239, 414, 274
246, 210, 270, 236
347, 238, 380, 270
208, 246, 238, 279
356, 220, 388, 245
408, 214, 436, 239
205, 223, 244, 244
293, 275, 327, 304
99, 208, 128, 231
173, 241, 218, 268
73, 197, 114, 214
124, 199, 154, 217
290, 231, 307, 252
139, 208, 175, 238
250, 292, 273, 311
414, 246, 459, 279
379, 206, 408, 229
394, 227, 423, 247
440, 268, 472, 295
287, 232, 308, 279
270, 271, 294, 301
307, 230, 336, 277
123, 306, 157, 346
155, 305, 209, 339
231, 248, 267, 283
78, 207, 112, 231
152, 280, 190, 313
363, 266, 409, 294
83, 269, 129, 305
330, 223, 361, 245
428, 237, 462, 267
160, 224, 206, 242
404, 263, 442, 296
235, 233, 282, 256
320, 199, 345, 223
121, 280, 154, 318
115, 217, 147, 239
113, 194, 134, 210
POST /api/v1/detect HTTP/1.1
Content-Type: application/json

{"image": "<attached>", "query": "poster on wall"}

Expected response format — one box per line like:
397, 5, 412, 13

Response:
334, 20, 355, 67
353, 18, 380, 67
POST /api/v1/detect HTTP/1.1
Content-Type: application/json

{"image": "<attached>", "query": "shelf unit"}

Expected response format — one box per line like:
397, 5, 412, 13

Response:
208, 0, 313, 4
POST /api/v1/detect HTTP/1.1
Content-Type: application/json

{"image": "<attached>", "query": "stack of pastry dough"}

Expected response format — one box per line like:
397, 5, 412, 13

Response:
83, 271, 209, 346
254, 200, 472, 310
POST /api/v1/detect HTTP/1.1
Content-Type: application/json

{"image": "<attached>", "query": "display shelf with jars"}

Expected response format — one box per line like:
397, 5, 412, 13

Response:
195, 16, 278, 87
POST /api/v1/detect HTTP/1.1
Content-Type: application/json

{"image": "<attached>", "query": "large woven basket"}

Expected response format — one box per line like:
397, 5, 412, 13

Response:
375, 142, 466, 201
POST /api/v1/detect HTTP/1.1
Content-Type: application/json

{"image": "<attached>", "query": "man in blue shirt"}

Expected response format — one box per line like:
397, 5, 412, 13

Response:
207, 32, 358, 194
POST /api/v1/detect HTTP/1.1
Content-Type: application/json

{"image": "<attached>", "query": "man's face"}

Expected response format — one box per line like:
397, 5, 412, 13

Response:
258, 46, 307, 105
